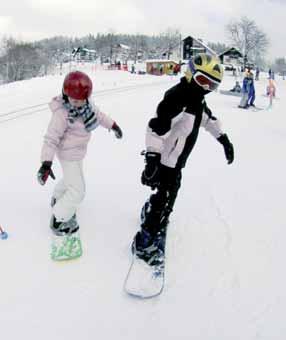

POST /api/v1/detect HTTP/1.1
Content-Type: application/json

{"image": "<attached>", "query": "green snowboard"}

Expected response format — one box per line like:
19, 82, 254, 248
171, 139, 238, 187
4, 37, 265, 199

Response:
51, 232, 82, 261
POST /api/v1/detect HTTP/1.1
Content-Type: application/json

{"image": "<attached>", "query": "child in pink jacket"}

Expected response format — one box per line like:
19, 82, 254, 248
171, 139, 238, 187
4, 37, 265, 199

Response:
37, 71, 122, 235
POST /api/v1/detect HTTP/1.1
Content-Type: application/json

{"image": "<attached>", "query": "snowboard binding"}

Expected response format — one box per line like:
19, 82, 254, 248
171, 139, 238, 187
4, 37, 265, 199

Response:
132, 228, 166, 268
50, 215, 79, 236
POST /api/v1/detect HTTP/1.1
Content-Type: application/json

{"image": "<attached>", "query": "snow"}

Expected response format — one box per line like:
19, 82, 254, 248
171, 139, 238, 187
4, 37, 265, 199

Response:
0, 65, 285, 339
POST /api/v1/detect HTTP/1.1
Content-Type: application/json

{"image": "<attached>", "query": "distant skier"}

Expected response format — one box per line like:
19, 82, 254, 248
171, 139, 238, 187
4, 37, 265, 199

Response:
37, 70, 123, 235
266, 78, 276, 107
268, 68, 275, 80
238, 71, 255, 108
132, 54, 234, 266
247, 71, 256, 107
255, 67, 260, 81
230, 81, 242, 93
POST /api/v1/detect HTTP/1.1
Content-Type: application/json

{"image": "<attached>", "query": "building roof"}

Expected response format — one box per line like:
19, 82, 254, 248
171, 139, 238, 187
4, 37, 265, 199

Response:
116, 43, 130, 50
72, 47, 97, 55
219, 47, 243, 58
81, 48, 96, 54
182, 36, 217, 56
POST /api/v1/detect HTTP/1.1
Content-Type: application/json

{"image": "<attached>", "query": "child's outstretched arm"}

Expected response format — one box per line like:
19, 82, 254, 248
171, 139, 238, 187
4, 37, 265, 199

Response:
201, 103, 234, 164
91, 103, 123, 139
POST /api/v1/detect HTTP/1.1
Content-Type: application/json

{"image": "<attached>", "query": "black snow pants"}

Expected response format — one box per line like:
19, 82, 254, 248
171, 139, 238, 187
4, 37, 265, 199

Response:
140, 165, 182, 236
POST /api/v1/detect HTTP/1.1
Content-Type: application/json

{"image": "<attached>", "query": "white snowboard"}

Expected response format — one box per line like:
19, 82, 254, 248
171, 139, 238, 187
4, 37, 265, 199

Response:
124, 255, 165, 299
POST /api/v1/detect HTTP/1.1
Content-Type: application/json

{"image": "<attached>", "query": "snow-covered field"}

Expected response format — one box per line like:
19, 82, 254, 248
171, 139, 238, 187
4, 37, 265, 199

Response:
0, 65, 285, 340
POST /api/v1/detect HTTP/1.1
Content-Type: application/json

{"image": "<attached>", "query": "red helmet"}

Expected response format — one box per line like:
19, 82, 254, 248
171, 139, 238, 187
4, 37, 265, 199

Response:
63, 71, 93, 100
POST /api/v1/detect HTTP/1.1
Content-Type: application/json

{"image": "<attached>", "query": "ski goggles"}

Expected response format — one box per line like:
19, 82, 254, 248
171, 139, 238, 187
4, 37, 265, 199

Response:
193, 71, 220, 91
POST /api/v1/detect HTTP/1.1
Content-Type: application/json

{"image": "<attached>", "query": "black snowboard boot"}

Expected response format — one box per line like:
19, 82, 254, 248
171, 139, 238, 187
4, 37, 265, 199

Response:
132, 228, 166, 266
50, 215, 79, 236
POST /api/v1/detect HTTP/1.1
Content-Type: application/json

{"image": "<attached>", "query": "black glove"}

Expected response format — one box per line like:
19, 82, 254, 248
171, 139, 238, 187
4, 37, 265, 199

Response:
217, 134, 234, 164
37, 161, 56, 185
111, 122, 123, 139
141, 152, 161, 189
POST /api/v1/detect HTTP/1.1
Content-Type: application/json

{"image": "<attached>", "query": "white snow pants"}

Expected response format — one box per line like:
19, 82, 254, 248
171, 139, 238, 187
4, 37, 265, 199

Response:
52, 160, 85, 222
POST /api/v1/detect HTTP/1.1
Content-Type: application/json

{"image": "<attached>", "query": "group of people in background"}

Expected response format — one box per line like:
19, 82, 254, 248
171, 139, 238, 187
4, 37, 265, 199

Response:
230, 66, 277, 110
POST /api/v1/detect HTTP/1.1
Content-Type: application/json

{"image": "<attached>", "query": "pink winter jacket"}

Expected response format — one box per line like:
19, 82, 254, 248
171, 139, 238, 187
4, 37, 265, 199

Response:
41, 96, 114, 162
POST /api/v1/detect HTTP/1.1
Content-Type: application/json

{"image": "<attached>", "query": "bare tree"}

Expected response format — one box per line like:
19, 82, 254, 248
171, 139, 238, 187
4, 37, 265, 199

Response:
207, 42, 229, 55
226, 17, 269, 67
105, 30, 118, 63
131, 34, 148, 63
159, 28, 181, 59
273, 57, 286, 74
0, 37, 52, 82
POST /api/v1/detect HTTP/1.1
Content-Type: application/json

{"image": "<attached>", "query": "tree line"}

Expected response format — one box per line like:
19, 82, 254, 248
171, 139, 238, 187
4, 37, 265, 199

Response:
0, 29, 183, 83
0, 17, 284, 84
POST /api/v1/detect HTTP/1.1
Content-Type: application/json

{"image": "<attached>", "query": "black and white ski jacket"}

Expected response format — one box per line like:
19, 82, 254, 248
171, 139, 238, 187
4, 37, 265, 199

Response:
146, 77, 224, 169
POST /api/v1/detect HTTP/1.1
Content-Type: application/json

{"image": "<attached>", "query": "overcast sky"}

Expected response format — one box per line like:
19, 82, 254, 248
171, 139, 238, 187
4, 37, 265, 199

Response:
0, 0, 284, 60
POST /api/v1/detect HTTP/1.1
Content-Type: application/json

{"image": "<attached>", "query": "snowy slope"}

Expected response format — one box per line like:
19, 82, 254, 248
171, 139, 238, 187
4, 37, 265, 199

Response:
0, 66, 285, 340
